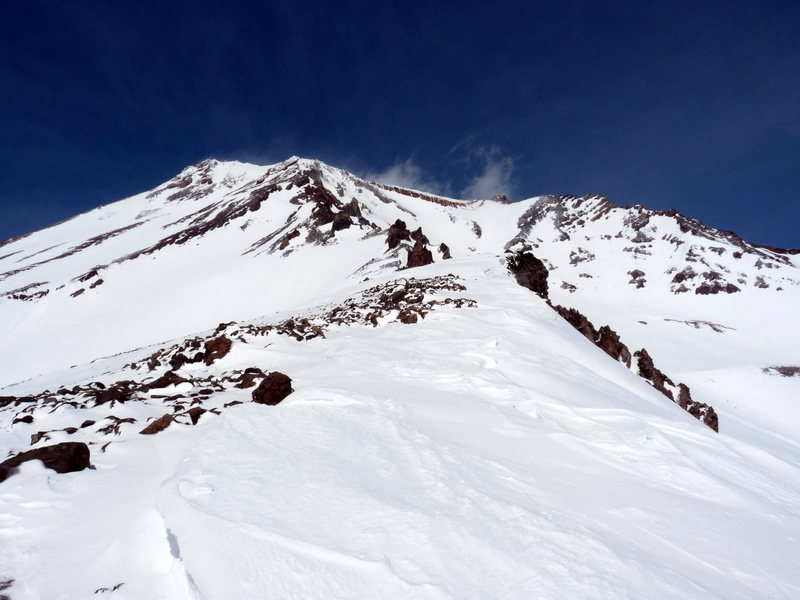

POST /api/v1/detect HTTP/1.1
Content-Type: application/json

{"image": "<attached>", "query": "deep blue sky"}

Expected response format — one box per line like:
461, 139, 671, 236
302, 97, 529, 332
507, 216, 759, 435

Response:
2, 0, 798, 247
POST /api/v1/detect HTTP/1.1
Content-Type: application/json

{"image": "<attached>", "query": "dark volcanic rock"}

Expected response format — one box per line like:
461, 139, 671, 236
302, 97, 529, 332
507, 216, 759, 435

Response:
89, 380, 138, 406
0, 442, 91, 482
143, 371, 190, 391
553, 305, 596, 340
278, 229, 300, 250
763, 366, 800, 377
235, 367, 266, 389
439, 243, 452, 260
507, 251, 549, 299
410, 227, 430, 245
252, 372, 294, 405
396, 307, 420, 324
553, 306, 631, 367
596, 325, 632, 367
634, 348, 675, 400
331, 212, 353, 232
186, 407, 206, 425
170, 353, 190, 370
696, 281, 741, 295
204, 336, 233, 365
139, 414, 174, 435
407, 240, 434, 269
677, 384, 719, 432
386, 219, 411, 249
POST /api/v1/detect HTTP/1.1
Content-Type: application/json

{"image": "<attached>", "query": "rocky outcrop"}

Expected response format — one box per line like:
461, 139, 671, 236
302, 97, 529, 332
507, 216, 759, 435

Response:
386, 219, 411, 249
634, 349, 718, 432
439, 243, 451, 260
407, 240, 434, 269
507, 251, 549, 299
143, 370, 190, 391
695, 281, 741, 295
0, 442, 91, 482
410, 227, 430, 245
252, 372, 294, 405
88, 380, 138, 406
204, 336, 232, 365
547, 304, 717, 431
234, 367, 266, 389
762, 366, 800, 377
633, 349, 675, 399
552, 305, 632, 367
139, 414, 174, 435
677, 384, 719, 432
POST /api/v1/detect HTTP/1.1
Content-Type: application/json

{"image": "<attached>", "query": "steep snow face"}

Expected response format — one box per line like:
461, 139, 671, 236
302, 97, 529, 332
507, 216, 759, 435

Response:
1, 157, 799, 598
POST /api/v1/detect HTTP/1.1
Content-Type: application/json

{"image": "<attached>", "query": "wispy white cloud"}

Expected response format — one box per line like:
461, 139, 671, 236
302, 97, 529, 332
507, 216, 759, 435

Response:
460, 146, 515, 200
364, 159, 447, 195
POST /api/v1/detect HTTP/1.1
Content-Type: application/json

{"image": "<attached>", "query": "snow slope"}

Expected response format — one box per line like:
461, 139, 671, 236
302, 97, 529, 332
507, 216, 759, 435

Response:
1, 158, 799, 598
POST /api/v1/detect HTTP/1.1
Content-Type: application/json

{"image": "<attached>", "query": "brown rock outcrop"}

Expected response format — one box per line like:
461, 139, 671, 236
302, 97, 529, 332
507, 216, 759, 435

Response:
139, 414, 174, 435
204, 336, 232, 365
386, 219, 411, 249
252, 372, 294, 405
407, 240, 434, 269
507, 251, 549, 299
0, 442, 91, 482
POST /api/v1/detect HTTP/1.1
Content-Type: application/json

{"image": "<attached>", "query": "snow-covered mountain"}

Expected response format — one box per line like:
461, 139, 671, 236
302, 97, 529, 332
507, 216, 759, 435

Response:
1, 157, 798, 599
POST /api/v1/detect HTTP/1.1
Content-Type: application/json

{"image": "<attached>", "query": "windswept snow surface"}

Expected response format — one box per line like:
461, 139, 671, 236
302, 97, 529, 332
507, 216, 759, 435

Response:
1, 158, 799, 598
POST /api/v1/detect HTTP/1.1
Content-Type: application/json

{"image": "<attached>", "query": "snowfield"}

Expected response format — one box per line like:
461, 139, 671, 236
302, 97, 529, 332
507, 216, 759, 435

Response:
1, 158, 799, 598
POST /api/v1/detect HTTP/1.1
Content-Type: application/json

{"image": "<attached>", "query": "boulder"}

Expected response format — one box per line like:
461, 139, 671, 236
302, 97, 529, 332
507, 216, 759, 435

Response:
139, 414, 174, 435
252, 372, 294, 405
0, 442, 91, 483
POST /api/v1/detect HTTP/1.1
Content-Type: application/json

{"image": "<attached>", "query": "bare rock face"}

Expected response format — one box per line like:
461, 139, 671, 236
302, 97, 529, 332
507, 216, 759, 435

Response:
252, 372, 294, 405
634, 349, 718, 431
439, 243, 452, 260
386, 219, 411, 249
0, 442, 91, 482
507, 251, 549, 299
410, 227, 430, 245
139, 414, 174, 435
634, 348, 676, 400
204, 336, 233, 365
553, 305, 596, 340
552, 306, 631, 367
677, 384, 719, 432
407, 240, 434, 269
331, 212, 352, 232
596, 325, 632, 368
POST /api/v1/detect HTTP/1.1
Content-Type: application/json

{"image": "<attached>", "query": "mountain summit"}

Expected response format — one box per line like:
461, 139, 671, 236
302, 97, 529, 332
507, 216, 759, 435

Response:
1, 157, 799, 598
